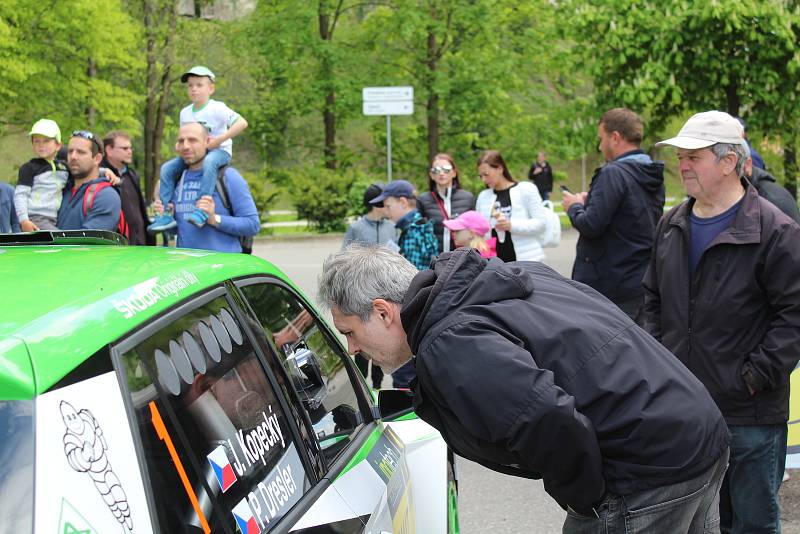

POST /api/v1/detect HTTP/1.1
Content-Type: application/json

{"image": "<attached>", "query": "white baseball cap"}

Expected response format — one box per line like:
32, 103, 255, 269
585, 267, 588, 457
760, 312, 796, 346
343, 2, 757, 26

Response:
656, 110, 744, 149
28, 119, 61, 143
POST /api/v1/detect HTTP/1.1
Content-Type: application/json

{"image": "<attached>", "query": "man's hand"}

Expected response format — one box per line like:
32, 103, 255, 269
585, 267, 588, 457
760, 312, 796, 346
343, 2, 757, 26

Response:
152, 199, 164, 216
196, 195, 217, 225
562, 191, 587, 212
21, 219, 39, 232
532, 166, 542, 175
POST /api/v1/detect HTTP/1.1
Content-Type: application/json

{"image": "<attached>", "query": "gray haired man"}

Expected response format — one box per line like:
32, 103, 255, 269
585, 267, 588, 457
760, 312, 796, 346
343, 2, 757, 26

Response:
320, 244, 730, 533
642, 110, 800, 534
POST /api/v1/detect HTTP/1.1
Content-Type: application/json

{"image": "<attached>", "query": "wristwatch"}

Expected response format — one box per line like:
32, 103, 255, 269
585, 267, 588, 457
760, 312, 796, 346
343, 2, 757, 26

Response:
214, 214, 222, 226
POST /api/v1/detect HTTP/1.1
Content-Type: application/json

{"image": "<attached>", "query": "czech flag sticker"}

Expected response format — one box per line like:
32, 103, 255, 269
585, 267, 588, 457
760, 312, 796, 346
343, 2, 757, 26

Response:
232, 499, 261, 534
207, 444, 237, 493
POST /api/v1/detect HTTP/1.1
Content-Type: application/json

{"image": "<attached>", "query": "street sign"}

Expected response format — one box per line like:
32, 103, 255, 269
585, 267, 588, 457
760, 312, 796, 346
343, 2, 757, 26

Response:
362, 86, 414, 181
363, 86, 414, 102
363, 100, 413, 116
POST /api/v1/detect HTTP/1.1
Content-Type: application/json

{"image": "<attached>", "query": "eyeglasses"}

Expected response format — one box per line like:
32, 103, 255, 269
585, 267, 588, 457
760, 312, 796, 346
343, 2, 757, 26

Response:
72, 130, 103, 153
430, 165, 454, 174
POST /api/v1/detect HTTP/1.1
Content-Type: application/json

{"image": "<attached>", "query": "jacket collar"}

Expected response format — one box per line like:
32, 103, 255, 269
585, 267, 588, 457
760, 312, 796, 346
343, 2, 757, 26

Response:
396, 209, 420, 230
670, 180, 761, 246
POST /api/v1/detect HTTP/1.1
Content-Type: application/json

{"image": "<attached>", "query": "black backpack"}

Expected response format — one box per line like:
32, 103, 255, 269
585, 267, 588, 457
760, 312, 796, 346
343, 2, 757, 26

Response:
215, 166, 255, 254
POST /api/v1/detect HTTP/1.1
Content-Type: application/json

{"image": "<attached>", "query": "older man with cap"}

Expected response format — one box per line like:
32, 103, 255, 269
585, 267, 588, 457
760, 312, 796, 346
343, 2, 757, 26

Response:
641, 110, 800, 534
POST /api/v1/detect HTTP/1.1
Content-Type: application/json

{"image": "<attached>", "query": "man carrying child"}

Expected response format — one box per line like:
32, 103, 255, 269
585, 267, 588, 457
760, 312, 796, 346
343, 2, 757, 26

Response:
148, 65, 248, 233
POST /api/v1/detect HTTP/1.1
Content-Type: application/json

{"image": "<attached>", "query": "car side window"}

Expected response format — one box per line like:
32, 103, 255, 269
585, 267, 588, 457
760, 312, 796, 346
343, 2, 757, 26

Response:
238, 282, 365, 466
117, 294, 309, 533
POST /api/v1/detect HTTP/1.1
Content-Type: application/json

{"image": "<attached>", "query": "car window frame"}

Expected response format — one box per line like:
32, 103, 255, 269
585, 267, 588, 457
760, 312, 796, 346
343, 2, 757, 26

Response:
232, 275, 378, 478
111, 283, 324, 533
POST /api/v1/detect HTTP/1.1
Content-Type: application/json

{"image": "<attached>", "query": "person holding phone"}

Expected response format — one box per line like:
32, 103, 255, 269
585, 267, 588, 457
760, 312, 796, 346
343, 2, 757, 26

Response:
417, 153, 475, 253
562, 108, 665, 320
475, 150, 548, 262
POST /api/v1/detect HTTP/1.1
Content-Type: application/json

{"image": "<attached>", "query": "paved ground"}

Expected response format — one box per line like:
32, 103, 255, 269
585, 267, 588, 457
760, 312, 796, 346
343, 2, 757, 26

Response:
252, 230, 800, 533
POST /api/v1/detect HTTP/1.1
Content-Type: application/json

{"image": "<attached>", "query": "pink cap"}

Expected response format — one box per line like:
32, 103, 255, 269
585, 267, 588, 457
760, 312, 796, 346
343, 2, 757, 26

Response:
443, 210, 490, 236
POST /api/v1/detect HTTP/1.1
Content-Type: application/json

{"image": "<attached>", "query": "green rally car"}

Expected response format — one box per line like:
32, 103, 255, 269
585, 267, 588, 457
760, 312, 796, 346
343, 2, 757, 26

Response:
0, 231, 459, 534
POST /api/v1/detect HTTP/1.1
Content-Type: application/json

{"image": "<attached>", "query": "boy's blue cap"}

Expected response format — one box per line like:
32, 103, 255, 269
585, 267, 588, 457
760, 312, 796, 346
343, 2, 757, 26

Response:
370, 180, 416, 203
181, 66, 216, 83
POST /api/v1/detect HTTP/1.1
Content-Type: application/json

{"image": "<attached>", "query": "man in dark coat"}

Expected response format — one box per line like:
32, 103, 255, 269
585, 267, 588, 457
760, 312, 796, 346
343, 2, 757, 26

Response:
743, 152, 800, 224
642, 110, 800, 534
102, 131, 155, 245
319, 244, 730, 534
562, 108, 664, 321
528, 151, 553, 200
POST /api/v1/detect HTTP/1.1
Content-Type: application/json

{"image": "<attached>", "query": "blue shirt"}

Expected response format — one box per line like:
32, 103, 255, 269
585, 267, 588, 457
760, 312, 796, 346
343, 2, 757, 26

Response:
689, 199, 742, 274
172, 167, 260, 252
57, 178, 121, 231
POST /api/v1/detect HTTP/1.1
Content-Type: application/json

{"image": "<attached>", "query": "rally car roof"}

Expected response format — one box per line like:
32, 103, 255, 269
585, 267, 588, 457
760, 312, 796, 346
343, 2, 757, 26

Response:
0, 241, 290, 400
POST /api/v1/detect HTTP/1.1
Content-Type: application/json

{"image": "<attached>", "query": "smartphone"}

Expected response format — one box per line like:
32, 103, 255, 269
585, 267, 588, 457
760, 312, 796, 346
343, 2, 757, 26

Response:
559, 185, 571, 193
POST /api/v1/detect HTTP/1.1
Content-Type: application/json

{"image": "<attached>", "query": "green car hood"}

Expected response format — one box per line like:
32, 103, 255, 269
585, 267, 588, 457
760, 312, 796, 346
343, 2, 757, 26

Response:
0, 245, 292, 399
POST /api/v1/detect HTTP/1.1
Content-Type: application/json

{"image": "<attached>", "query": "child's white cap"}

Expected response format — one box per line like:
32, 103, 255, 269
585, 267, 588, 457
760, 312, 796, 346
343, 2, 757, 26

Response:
181, 66, 216, 83
29, 119, 61, 143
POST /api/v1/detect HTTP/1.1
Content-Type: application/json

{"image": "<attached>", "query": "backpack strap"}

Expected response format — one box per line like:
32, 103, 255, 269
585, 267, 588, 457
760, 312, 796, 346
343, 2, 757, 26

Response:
215, 165, 231, 212
82, 181, 113, 216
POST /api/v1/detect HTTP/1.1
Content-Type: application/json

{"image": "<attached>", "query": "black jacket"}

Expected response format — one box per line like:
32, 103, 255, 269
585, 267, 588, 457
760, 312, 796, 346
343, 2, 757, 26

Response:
641, 183, 800, 425
102, 158, 155, 246
402, 249, 729, 510
748, 167, 800, 224
528, 161, 553, 194
568, 150, 664, 303
417, 187, 476, 252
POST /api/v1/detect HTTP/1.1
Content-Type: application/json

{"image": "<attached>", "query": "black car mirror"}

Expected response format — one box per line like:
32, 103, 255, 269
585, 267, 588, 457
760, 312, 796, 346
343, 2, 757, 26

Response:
377, 389, 414, 420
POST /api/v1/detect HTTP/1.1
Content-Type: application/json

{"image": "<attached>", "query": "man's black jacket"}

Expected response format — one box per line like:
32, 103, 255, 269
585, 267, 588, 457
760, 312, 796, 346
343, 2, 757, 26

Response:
102, 158, 155, 246
748, 167, 800, 224
401, 249, 728, 511
568, 150, 664, 303
641, 183, 800, 425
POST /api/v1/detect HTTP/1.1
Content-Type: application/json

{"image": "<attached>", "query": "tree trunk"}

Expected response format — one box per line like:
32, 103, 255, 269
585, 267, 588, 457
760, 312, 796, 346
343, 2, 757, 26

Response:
724, 81, 740, 118
319, 1, 337, 170
143, 0, 177, 201
86, 58, 97, 129
784, 133, 798, 199
426, 26, 439, 163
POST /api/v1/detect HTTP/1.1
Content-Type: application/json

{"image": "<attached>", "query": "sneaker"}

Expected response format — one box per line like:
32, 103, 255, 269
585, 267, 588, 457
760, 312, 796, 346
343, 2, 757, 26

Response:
784, 470, 790, 483
188, 208, 209, 228
147, 214, 177, 234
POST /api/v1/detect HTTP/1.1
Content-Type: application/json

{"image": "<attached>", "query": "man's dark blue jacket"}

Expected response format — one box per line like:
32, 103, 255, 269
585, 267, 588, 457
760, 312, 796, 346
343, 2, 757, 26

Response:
402, 249, 729, 511
568, 150, 665, 304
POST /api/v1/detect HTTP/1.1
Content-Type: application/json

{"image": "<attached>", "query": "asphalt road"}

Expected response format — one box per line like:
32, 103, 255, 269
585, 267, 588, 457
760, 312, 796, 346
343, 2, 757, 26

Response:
253, 230, 580, 533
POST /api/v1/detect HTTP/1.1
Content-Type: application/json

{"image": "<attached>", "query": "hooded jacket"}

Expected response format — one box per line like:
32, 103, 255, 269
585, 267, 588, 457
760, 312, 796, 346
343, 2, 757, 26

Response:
401, 249, 729, 511
641, 183, 800, 425
568, 150, 665, 303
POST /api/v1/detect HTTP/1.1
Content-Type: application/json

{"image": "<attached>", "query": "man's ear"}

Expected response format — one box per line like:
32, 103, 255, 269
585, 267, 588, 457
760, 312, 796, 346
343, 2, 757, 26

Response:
372, 298, 398, 325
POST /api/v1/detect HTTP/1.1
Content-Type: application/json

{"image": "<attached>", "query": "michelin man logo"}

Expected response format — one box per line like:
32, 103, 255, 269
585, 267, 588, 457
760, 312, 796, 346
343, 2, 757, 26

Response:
60, 401, 133, 533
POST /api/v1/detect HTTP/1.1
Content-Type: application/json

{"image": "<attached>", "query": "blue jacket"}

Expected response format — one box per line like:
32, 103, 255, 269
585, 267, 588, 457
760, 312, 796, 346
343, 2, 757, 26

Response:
1, 183, 20, 233
57, 177, 121, 231
172, 167, 260, 252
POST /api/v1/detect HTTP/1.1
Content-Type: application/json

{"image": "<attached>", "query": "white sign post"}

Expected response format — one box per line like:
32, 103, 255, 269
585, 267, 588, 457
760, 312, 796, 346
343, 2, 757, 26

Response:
363, 86, 414, 181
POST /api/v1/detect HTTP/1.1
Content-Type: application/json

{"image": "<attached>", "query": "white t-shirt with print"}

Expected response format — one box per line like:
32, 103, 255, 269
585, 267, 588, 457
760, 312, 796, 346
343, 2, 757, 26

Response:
179, 99, 241, 156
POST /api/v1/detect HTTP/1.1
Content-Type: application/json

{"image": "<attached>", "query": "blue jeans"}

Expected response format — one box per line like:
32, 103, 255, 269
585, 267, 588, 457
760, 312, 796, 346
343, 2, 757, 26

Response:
563, 448, 729, 534
158, 149, 231, 206
720, 424, 787, 534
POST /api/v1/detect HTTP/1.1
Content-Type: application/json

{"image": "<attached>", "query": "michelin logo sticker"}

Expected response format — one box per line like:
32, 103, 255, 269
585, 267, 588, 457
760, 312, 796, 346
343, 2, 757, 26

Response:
60, 401, 133, 533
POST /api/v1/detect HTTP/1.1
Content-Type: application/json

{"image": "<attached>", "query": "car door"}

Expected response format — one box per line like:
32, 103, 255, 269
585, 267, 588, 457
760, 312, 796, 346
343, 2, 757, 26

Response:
235, 278, 422, 533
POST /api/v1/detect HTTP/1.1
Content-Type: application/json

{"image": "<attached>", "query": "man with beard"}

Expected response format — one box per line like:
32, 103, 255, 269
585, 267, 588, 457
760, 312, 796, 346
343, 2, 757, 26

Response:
57, 131, 121, 232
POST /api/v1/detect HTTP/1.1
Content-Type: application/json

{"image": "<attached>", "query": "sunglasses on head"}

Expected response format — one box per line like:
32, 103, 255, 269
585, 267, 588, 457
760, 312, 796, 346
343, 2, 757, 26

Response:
72, 130, 103, 153
430, 165, 454, 174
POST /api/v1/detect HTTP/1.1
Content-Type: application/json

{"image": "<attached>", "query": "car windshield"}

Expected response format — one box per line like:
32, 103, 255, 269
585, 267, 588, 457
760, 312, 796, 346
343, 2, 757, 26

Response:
0, 400, 34, 534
